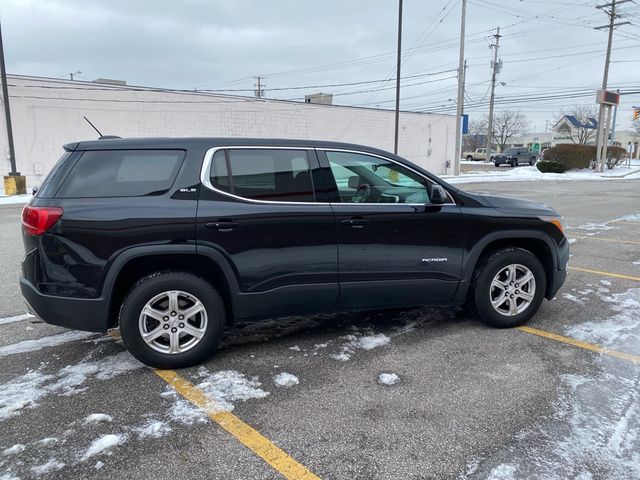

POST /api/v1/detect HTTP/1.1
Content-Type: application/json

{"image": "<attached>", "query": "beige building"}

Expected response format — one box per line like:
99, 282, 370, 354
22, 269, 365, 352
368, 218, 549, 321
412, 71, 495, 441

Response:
0, 75, 456, 192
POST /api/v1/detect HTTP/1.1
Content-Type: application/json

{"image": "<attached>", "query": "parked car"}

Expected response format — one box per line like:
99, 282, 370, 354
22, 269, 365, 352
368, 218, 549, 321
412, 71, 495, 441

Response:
463, 148, 495, 162
493, 147, 537, 167
21, 138, 568, 367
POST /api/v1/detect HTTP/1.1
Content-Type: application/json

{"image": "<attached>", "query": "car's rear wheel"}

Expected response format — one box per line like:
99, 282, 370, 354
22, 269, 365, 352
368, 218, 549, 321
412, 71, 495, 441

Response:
530, 157, 536, 165
466, 155, 473, 161
119, 271, 225, 368
468, 247, 546, 328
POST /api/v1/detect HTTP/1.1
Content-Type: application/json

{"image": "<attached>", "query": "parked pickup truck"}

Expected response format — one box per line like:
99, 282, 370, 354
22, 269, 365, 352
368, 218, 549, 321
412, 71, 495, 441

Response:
463, 148, 495, 162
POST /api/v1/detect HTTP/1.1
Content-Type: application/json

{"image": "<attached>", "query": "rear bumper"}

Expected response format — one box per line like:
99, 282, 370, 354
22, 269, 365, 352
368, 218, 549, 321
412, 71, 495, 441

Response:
20, 277, 110, 332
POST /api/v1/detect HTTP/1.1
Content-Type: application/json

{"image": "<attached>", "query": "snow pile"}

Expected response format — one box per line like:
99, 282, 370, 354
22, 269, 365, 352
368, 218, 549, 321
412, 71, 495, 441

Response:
330, 333, 391, 361
195, 368, 269, 412
84, 413, 112, 424
81, 434, 126, 461
2, 444, 25, 456
36, 437, 58, 447
377, 373, 400, 385
0, 352, 143, 420
274, 372, 299, 387
0, 194, 32, 205
446, 165, 640, 185
0, 331, 96, 356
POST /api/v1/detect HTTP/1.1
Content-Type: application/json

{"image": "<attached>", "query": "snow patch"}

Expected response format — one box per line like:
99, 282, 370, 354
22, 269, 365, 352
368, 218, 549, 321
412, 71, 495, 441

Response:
95, 460, 104, 470
274, 372, 299, 387
195, 368, 269, 412
378, 373, 400, 385
2, 444, 25, 456
81, 434, 126, 461
562, 293, 583, 304
330, 333, 391, 361
30, 458, 65, 476
134, 420, 172, 438
0, 352, 143, 420
36, 437, 58, 448
84, 413, 113, 424
0, 330, 96, 356
0, 313, 35, 326
487, 464, 517, 479
289, 345, 301, 351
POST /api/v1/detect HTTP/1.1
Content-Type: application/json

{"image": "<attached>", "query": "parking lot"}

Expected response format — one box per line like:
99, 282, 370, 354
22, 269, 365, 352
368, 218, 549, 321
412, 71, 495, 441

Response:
1, 178, 639, 480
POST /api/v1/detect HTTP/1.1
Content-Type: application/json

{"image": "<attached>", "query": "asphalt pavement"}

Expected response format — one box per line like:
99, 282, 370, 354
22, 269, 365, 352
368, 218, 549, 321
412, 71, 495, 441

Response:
1, 178, 639, 479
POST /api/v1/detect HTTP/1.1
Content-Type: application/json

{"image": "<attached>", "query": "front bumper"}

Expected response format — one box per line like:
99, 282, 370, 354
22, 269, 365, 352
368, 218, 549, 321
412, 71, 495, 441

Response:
493, 157, 512, 165
20, 277, 110, 332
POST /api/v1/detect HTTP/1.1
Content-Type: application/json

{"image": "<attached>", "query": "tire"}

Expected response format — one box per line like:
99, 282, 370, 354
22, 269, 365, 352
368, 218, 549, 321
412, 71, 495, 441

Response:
530, 157, 536, 165
119, 271, 226, 368
510, 159, 516, 167
468, 247, 546, 328
466, 155, 473, 161
494, 162, 500, 168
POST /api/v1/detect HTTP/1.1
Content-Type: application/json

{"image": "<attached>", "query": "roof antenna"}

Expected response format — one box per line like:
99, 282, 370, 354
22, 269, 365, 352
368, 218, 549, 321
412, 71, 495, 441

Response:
83, 116, 103, 137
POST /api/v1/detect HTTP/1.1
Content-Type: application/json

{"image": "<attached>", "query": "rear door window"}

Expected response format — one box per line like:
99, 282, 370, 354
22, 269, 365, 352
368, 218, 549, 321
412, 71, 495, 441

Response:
56, 150, 184, 198
208, 149, 315, 202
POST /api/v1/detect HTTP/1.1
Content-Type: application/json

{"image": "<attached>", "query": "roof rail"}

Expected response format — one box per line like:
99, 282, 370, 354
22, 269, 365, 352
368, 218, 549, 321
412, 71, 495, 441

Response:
98, 135, 121, 140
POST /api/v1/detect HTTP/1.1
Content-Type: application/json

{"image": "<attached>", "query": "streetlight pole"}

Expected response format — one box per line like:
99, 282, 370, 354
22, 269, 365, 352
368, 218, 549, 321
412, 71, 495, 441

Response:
393, 0, 403, 155
486, 27, 501, 158
0, 20, 17, 176
453, 0, 467, 176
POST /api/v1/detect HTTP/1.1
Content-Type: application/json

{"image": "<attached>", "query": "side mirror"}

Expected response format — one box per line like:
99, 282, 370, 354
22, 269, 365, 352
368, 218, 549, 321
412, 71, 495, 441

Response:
32, 186, 38, 196
348, 176, 360, 189
430, 185, 448, 204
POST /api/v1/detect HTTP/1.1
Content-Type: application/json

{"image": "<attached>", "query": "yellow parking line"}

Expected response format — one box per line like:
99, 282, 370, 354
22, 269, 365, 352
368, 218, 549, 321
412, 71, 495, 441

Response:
154, 369, 320, 480
609, 220, 639, 226
568, 266, 640, 282
517, 326, 640, 364
575, 236, 640, 246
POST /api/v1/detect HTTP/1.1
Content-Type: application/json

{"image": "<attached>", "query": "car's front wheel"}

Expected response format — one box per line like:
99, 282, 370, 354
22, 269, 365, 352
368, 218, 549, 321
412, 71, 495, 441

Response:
466, 155, 473, 161
119, 271, 225, 368
469, 247, 546, 328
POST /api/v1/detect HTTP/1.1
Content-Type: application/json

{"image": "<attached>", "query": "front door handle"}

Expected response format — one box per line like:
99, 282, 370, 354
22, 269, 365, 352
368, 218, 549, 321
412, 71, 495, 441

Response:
206, 220, 238, 232
340, 218, 369, 228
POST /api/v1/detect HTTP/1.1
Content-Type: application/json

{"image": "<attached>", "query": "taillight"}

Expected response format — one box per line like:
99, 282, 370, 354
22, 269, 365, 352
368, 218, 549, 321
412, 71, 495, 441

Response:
22, 206, 64, 236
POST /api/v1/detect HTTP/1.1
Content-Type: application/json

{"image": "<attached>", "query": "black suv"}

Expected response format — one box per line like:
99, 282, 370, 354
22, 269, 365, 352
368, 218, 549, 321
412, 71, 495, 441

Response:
21, 138, 568, 367
493, 147, 537, 167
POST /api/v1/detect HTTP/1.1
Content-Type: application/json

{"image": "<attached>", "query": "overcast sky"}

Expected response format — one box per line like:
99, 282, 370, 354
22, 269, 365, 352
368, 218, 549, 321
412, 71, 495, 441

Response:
2, 0, 639, 132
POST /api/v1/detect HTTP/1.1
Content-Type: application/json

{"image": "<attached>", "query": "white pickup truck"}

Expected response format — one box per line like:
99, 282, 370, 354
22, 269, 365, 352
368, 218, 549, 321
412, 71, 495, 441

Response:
463, 148, 495, 162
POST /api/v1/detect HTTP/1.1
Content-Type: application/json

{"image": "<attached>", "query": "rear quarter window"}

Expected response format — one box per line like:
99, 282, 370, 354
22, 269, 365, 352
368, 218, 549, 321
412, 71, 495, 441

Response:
56, 150, 185, 198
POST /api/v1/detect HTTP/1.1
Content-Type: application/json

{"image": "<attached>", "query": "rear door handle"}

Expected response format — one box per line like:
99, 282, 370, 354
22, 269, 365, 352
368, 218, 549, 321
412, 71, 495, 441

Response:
340, 218, 369, 228
206, 220, 238, 232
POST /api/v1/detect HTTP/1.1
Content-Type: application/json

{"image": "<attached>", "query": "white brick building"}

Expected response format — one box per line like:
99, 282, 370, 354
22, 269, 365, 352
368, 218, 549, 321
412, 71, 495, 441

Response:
0, 75, 456, 191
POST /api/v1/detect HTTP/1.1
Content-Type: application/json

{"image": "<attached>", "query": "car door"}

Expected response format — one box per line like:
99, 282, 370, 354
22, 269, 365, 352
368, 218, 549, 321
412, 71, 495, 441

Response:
519, 148, 528, 165
196, 146, 338, 319
318, 149, 464, 310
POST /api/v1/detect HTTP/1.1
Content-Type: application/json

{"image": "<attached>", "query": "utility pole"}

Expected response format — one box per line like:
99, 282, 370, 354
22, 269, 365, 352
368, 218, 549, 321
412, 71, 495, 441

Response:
486, 27, 501, 158
594, 0, 630, 171
393, 0, 403, 155
0, 20, 17, 176
453, 0, 467, 176
254, 76, 265, 98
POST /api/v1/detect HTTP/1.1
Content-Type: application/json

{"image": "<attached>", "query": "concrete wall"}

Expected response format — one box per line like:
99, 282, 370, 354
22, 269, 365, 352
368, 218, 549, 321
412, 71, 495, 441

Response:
0, 75, 456, 191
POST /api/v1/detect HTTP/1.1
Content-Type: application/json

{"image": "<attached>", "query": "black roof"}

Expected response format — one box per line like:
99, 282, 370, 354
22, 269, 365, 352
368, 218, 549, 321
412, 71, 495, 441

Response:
65, 137, 387, 153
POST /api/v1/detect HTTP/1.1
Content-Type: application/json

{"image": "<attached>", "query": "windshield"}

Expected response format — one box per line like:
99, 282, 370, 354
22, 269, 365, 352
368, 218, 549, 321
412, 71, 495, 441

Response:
503, 149, 518, 155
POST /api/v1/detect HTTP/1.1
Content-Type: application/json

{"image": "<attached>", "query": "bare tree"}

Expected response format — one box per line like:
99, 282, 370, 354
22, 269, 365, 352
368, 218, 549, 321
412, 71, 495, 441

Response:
490, 110, 529, 152
463, 119, 488, 151
554, 105, 599, 145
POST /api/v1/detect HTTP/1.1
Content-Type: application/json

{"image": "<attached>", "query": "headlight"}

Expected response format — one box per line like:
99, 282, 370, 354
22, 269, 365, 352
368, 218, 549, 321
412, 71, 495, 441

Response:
540, 216, 564, 234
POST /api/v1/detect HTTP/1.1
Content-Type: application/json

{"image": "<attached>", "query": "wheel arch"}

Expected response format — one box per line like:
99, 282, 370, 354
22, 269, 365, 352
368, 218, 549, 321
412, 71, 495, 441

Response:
458, 231, 558, 301
103, 245, 240, 329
